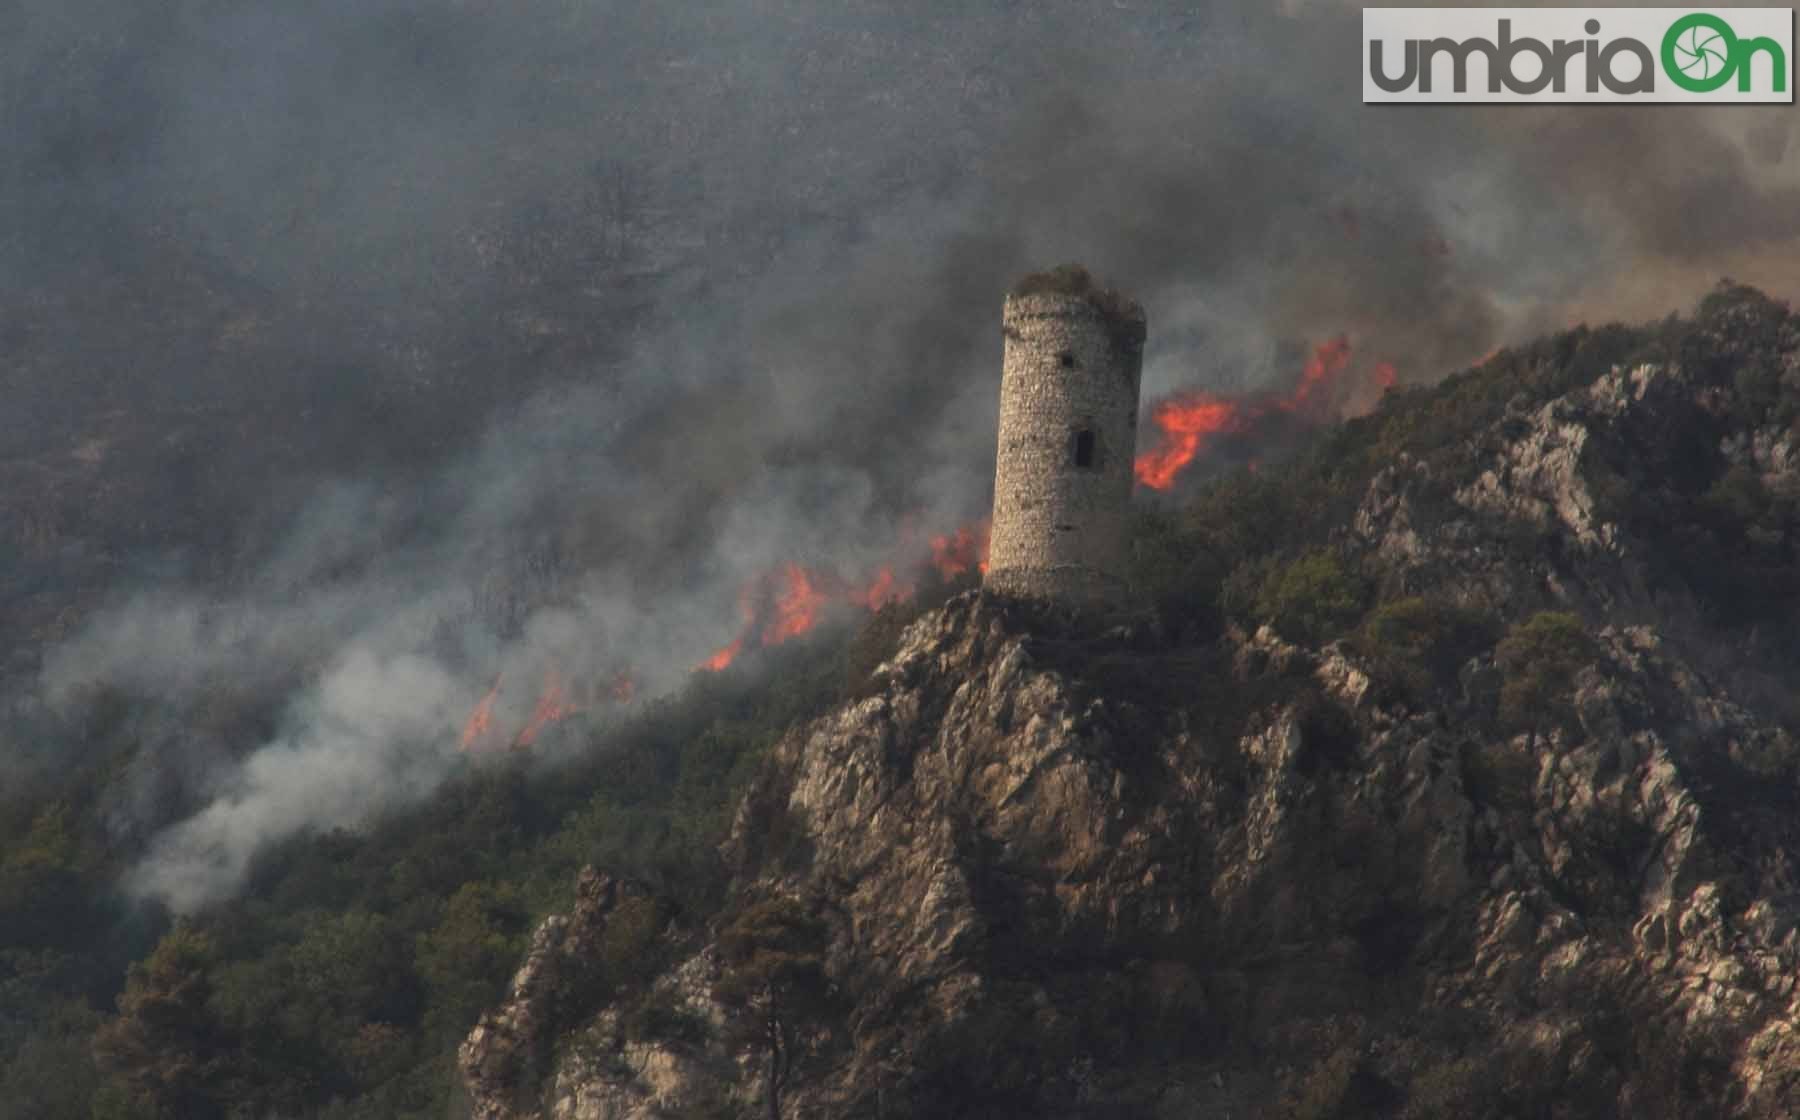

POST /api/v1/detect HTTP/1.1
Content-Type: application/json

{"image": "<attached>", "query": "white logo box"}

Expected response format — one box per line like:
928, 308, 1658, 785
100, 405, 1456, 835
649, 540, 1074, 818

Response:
1363, 7, 1794, 103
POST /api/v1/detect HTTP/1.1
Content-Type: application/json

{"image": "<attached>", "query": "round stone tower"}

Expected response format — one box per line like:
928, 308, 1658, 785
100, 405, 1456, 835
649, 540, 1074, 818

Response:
984, 266, 1146, 610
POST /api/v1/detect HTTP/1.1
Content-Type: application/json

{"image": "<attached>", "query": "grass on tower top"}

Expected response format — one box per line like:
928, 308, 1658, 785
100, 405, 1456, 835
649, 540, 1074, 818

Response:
1009, 263, 1146, 345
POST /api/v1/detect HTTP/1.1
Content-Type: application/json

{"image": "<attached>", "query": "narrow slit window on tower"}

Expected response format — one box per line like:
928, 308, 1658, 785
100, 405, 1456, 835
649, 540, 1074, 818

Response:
1072, 428, 1096, 469
1058, 350, 1076, 369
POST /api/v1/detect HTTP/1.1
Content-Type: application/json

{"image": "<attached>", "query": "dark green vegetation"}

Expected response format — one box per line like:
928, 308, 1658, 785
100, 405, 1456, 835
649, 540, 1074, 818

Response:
0, 604, 943, 1119
4, 284, 1799, 1116
713, 897, 835, 1120
1136, 283, 1800, 659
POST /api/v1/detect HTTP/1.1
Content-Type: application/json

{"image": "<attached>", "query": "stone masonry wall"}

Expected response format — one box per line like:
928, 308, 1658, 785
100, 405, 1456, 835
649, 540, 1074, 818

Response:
985, 289, 1144, 609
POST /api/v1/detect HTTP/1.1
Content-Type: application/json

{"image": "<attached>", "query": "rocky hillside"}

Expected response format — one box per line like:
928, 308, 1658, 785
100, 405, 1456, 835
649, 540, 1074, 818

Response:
460, 284, 1800, 1119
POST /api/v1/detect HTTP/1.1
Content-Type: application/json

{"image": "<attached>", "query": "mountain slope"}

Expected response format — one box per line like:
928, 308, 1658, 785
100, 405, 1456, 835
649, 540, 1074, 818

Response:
460, 284, 1800, 1119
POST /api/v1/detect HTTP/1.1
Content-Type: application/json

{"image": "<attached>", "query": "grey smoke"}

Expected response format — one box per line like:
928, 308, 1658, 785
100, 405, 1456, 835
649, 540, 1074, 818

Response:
8, 0, 1799, 909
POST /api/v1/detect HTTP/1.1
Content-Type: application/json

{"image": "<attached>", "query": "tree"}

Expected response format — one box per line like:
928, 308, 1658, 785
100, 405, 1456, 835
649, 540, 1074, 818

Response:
286, 910, 415, 1031
1255, 550, 1366, 644
414, 881, 528, 1047
1356, 596, 1496, 704
1494, 611, 1596, 743
712, 898, 831, 1120
0, 802, 100, 949
92, 926, 232, 1120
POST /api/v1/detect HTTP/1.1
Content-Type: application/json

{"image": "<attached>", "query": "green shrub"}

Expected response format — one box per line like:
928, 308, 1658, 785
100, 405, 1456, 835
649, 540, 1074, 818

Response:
713, 897, 833, 1120
1494, 612, 1596, 737
93, 925, 237, 1120
1701, 463, 1767, 526
600, 894, 663, 976
413, 881, 527, 1045
1129, 507, 1227, 634
0, 998, 105, 1119
1354, 597, 1497, 704
1253, 551, 1367, 644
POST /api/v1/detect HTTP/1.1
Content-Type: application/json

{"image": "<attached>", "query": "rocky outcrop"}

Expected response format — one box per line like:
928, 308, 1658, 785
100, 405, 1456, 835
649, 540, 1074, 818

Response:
460, 869, 665, 1120
464, 596, 1800, 1117
537, 950, 736, 1120
465, 308, 1800, 1117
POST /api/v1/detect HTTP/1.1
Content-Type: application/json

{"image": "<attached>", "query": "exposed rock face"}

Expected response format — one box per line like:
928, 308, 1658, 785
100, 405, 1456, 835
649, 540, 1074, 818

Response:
460, 869, 668, 1120
465, 323, 1800, 1117
537, 949, 734, 1120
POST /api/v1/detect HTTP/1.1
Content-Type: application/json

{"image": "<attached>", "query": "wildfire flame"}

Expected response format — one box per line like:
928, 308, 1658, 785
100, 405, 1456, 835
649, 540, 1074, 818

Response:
929, 520, 990, 581
1133, 394, 1244, 491
763, 563, 828, 645
1289, 335, 1352, 411
462, 327, 1409, 740
1134, 335, 1395, 492
512, 667, 576, 749
848, 565, 911, 611
458, 666, 635, 753
700, 636, 744, 673
698, 518, 990, 673
459, 675, 503, 751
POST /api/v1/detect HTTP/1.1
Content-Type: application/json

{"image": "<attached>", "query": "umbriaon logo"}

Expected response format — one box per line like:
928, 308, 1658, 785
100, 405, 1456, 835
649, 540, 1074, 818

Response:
1363, 8, 1794, 103
1661, 12, 1785, 91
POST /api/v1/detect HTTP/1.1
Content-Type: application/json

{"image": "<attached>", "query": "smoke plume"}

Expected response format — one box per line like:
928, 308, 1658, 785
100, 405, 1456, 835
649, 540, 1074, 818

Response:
6, 0, 1798, 908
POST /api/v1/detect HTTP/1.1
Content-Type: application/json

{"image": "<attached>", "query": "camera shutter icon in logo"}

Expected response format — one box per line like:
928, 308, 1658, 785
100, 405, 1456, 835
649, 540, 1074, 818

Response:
1667, 14, 1735, 89
1660, 12, 1790, 95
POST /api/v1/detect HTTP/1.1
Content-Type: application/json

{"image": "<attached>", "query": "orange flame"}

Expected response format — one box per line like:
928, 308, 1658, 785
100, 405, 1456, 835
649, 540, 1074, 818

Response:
929, 520, 990, 580
512, 667, 578, 749
1133, 394, 1244, 491
1135, 336, 1394, 492
701, 562, 915, 671
459, 675, 503, 751
700, 579, 761, 672
849, 565, 912, 610
700, 637, 744, 672
459, 665, 637, 752
1287, 335, 1352, 412
698, 518, 989, 672
762, 563, 828, 645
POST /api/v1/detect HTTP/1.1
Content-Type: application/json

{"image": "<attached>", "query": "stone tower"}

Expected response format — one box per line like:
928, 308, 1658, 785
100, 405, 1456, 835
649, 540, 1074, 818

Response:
984, 266, 1146, 610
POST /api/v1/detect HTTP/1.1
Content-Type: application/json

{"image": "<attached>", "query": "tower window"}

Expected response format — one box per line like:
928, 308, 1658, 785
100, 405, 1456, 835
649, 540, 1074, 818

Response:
1058, 350, 1076, 369
1072, 428, 1096, 469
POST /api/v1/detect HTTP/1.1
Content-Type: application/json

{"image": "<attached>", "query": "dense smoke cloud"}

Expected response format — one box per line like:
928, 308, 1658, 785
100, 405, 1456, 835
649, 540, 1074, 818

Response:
7, 0, 1798, 909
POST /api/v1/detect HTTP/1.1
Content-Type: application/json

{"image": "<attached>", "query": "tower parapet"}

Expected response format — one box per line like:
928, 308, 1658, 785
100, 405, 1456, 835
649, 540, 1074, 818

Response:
984, 266, 1146, 610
